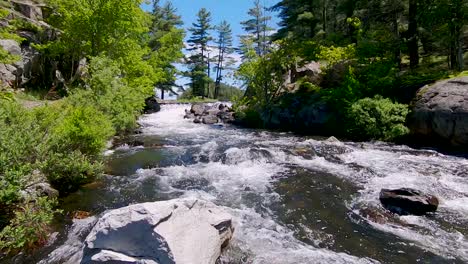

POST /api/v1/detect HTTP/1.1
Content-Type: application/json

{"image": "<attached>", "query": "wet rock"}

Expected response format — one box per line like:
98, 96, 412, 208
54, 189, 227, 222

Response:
80, 199, 234, 264
184, 109, 195, 119
203, 115, 219, 125
144, 96, 161, 114
409, 77, 468, 147
190, 104, 205, 116
379, 188, 439, 216
194, 117, 201, 124
217, 111, 235, 123
325, 136, 340, 143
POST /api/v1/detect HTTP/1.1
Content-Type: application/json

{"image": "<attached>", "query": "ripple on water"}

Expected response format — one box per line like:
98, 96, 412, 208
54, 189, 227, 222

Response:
36, 104, 468, 264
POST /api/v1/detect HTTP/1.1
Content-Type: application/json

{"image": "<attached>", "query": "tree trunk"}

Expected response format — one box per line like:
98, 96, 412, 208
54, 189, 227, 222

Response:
457, 31, 464, 71
393, 13, 401, 70
161, 89, 165, 100
408, 0, 419, 68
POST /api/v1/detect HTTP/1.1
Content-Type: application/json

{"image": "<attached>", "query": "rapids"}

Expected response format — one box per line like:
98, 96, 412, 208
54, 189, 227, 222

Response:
23, 104, 468, 263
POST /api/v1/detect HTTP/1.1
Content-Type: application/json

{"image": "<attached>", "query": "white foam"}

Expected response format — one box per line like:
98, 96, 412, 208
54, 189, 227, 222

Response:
135, 105, 468, 262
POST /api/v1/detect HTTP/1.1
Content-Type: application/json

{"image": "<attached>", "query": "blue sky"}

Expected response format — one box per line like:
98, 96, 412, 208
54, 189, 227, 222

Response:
142, 0, 279, 46
141, 0, 280, 95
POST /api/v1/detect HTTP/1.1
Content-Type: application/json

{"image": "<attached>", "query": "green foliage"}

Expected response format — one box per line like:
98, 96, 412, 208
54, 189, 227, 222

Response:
50, 106, 114, 158
0, 198, 59, 254
67, 57, 144, 133
346, 96, 409, 141
318, 44, 356, 68
186, 8, 213, 97
41, 151, 102, 193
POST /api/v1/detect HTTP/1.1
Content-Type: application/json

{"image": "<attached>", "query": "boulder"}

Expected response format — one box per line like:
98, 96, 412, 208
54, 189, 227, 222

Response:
13, 0, 44, 21
23, 182, 59, 199
379, 188, 439, 216
0, 39, 22, 56
190, 104, 205, 116
81, 199, 234, 264
202, 115, 219, 125
291, 61, 322, 85
409, 77, 468, 147
193, 118, 201, 124
0, 39, 41, 87
203, 109, 220, 117
217, 111, 235, 123
20, 170, 59, 200
144, 96, 161, 114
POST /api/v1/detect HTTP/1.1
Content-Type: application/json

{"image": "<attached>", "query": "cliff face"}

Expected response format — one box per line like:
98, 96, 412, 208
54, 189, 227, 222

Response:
0, 0, 51, 88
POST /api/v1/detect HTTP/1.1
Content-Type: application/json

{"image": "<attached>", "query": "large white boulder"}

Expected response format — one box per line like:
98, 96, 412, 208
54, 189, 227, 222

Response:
81, 199, 234, 264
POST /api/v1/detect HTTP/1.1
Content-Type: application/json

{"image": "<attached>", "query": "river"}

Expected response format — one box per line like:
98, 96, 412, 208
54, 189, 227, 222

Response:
24, 104, 468, 263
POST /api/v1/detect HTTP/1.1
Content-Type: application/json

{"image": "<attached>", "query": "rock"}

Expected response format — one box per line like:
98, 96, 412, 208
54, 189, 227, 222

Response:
325, 136, 340, 143
144, 96, 161, 114
291, 61, 322, 85
14, 0, 44, 21
190, 104, 205, 116
81, 199, 234, 264
24, 182, 59, 199
218, 104, 226, 111
39, 217, 99, 264
184, 113, 195, 119
409, 77, 468, 147
202, 115, 219, 125
0, 39, 22, 56
20, 170, 59, 200
217, 111, 235, 123
0, 39, 42, 87
194, 118, 201, 124
379, 188, 439, 216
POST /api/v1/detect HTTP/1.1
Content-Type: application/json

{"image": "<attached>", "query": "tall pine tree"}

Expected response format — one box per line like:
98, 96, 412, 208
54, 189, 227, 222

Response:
187, 8, 213, 97
214, 21, 234, 99
149, 0, 184, 99
240, 0, 272, 56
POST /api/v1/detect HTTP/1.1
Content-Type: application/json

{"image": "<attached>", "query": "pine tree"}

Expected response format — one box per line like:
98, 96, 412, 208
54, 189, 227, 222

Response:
214, 21, 234, 99
187, 8, 213, 97
149, 0, 184, 99
240, 0, 272, 56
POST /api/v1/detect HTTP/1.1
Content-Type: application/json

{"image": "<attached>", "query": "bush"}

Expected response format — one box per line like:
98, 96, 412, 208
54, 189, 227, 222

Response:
67, 56, 146, 133
0, 198, 59, 255
50, 105, 114, 158
346, 96, 409, 141
41, 151, 103, 193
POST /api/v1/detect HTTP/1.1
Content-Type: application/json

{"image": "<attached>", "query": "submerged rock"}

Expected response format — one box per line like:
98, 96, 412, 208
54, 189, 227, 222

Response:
379, 188, 439, 216
81, 199, 234, 264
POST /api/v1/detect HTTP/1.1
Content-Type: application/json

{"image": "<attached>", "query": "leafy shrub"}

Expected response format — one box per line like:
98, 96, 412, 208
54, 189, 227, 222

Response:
346, 96, 409, 141
41, 151, 103, 193
67, 56, 146, 133
50, 105, 114, 158
234, 105, 263, 128
0, 198, 59, 255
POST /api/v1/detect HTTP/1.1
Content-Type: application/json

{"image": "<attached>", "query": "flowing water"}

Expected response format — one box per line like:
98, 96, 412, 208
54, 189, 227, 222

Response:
20, 104, 468, 263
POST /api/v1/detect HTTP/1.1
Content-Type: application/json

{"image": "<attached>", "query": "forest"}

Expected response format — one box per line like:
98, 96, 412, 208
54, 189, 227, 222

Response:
0, 0, 467, 258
